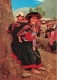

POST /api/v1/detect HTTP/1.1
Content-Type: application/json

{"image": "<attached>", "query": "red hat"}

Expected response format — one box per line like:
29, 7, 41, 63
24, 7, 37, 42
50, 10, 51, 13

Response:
25, 12, 42, 20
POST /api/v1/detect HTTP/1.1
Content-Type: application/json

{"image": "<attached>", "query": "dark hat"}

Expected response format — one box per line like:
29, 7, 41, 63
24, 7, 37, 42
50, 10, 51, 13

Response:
45, 30, 51, 33
49, 28, 55, 31
25, 12, 42, 20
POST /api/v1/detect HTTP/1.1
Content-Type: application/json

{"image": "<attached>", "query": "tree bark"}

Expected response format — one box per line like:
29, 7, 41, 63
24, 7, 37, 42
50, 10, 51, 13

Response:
0, 0, 19, 79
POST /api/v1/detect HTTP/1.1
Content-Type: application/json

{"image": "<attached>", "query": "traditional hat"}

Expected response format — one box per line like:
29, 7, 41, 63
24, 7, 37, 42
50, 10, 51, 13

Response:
49, 28, 55, 31
16, 12, 24, 17
45, 30, 51, 33
25, 12, 42, 20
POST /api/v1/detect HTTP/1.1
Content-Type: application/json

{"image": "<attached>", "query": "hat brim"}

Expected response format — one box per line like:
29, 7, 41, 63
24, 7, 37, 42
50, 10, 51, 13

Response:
16, 15, 24, 18
25, 12, 42, 20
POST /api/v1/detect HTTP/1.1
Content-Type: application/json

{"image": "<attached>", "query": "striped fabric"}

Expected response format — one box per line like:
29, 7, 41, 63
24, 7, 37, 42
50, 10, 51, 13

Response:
31, 32, 37, 47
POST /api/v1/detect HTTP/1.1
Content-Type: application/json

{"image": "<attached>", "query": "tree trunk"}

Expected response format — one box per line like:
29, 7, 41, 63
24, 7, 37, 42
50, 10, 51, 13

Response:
0, 0, 21, 79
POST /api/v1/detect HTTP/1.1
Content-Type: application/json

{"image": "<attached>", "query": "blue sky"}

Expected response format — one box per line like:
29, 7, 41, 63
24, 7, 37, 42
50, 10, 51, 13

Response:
11, 0, 44, 10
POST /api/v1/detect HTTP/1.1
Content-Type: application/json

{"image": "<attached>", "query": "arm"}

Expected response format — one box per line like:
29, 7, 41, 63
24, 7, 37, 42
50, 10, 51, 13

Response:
32, 39, 36, 51
31, 32, 37, 51
8, 24, 12, 32
17, 25, 31, 36
8, 23, 15, 33
18, 36, 22, 43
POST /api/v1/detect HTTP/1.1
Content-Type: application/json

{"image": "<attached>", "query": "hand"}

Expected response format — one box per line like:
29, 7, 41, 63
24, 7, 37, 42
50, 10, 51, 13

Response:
33, 46, 36, 51
49, 41, 53, 46
31, 26, 36, 32
19, 39, 22, 43
18, 36, 22, 43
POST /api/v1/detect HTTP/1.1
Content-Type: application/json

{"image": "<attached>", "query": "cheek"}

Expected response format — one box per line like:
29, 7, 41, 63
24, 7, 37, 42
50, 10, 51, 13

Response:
18, 17, 20, 19
18, 17, 21, 19
18, 17, 23, 19
31, 19, 36, 22
21, 17, 23, 19
20, 17, 22, 19
30, 19, 33, 23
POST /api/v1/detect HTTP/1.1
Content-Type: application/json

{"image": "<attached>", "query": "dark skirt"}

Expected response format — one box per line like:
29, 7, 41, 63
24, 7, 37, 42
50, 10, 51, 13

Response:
50, 41, 57, 51
11, 39, 22, 62
11, 39, 41, 68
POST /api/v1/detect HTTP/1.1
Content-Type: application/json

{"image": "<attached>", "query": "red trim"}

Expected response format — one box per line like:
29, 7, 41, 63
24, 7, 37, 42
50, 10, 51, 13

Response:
12, 53, 17, 59
22, 63, 41, 68
22, 64, 36, 68
23, 26, 31, 30
17, 28, 24, 36
25, 14, 42, 20
36, 63, 41, 68
8, 30, 11, 32
23, 59, 42, 69
12, 53, 42, 69
17, 60, 21, 64
17, 25, 31, 36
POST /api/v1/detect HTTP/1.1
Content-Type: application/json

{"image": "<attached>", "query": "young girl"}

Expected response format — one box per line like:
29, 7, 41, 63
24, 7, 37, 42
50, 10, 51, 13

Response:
16, 12, 28, 23
11, 12, 46, 75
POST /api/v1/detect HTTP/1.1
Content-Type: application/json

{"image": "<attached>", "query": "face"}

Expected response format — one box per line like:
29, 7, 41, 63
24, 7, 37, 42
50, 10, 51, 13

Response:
30, 16, 38, 25
37, 19, 40, 24
18, 15, 24, 21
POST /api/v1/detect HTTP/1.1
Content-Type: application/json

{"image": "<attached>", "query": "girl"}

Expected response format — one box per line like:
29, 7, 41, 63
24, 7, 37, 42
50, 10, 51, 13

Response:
11, 12, 46, 75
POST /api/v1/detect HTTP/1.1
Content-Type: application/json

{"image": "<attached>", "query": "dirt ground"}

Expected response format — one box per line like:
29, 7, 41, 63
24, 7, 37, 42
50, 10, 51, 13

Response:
1, 49, 56, 80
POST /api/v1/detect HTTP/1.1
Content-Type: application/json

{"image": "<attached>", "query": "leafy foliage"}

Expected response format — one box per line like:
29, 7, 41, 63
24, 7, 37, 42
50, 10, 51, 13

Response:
29, 6, 33, 12
34, 6, 46, 17
29, 6, 46, 17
